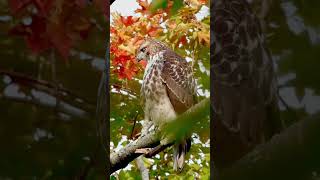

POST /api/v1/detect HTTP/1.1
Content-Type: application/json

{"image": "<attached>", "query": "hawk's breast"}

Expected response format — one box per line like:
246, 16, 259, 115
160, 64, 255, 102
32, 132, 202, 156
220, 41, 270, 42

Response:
142, 53, 177, 125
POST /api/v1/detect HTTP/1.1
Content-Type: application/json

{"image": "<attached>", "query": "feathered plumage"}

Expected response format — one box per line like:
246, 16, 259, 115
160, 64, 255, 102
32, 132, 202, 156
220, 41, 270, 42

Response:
137, 38, 196, 171
211, 0, 282, 168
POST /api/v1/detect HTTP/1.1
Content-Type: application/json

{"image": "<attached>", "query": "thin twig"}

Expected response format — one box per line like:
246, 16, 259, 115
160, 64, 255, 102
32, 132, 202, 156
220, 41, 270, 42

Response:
51, 50, 61, 114
130, 112, 140, 139
277, 88, 297, 121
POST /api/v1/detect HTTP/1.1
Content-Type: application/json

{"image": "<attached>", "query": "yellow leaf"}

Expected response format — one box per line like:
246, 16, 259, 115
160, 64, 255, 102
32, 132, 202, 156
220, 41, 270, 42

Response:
197, 31, 210, 46
119, 44, 136, 55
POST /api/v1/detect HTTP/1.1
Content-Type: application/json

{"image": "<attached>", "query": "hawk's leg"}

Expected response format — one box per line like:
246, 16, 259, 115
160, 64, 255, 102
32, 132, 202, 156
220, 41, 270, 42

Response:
145, 143, 174, 158
135, 143, 173, 158
141, 119, 153, 136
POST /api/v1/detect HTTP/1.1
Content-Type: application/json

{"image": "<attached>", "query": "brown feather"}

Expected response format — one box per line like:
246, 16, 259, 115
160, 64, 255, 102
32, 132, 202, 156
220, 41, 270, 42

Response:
160, 50, 196, 114
212, 0, 283, 169
138, 39, 196, 171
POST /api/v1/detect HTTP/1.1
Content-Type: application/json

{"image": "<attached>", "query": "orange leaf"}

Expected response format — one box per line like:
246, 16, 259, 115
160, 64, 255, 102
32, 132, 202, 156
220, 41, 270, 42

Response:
139, 60, 147, 68
111, 27, 117, 34
120, 16, 139, 27
147, 26, 161, 37
135, 0, 151, 15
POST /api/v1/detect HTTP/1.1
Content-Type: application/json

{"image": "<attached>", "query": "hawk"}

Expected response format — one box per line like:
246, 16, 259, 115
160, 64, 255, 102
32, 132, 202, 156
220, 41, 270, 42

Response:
136, 38, 197, 171
211, 0, 283, 169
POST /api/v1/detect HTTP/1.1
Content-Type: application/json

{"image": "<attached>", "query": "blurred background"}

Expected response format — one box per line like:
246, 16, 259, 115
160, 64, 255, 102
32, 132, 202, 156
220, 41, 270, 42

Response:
215, 0, 320, 179
1, 0, 320, 179
0, 0, 108, 179
265, 0, 320, 122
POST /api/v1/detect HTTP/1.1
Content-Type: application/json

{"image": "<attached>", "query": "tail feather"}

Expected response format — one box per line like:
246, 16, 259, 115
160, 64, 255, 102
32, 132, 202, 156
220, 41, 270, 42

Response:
173, 138, 191, 171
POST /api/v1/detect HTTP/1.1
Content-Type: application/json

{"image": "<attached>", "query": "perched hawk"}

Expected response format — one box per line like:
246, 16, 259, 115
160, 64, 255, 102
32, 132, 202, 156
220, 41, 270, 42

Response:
211, 0, 283, 168
136, 38, 196, 171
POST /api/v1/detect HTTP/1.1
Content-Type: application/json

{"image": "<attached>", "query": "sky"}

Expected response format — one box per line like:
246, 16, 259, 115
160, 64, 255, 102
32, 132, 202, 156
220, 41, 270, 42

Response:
110, 0, 141, 23
110, 0, 210, 22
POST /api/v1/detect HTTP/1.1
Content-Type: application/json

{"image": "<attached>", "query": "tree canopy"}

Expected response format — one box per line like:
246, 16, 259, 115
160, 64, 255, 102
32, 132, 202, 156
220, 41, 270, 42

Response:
0, 0, 107, 178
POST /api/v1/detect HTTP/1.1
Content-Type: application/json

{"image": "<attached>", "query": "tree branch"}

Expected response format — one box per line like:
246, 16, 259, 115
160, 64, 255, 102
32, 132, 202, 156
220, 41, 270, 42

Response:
218, 113, 320, 180
1, 90, 90, 118
0, 69, 96, 107
110, 129, 159, 174
110, 98, 210, 174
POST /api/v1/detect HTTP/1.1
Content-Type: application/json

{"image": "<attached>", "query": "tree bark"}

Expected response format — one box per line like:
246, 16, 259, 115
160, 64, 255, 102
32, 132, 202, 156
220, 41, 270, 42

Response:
217, 113, 320, 180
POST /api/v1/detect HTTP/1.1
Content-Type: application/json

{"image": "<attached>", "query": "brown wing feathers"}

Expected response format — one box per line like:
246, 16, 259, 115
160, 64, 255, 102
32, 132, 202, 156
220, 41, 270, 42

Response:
160, 50, 195, 114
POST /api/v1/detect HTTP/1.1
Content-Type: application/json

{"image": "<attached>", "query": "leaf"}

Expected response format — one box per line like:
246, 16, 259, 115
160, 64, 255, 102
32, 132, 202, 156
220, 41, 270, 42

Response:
47, 23, 72, 59
135, 0, 151, 15
179, 35, 187, 45
197, 31, 210, 46
9, 15, 51, 54
93, 0, 109, 21
118, 44, 136, 55
9, 0, 54, 16
150, 0, 169, 13
33, 0, 54, 16
8, 0, 31, 14
120, 16, 139, 27
171, 0, 184, 15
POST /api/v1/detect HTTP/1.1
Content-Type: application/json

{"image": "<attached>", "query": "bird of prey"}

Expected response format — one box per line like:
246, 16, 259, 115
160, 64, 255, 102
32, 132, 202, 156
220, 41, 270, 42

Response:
211, 0, 283, 169
136, 38, 197, 171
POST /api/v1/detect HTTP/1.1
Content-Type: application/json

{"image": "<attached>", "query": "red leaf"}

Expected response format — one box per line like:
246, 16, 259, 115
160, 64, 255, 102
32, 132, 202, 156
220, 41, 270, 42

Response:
110, 44, 118, 54
120, 16, 138, 27
25, 15, 50, 53
9, 0, 54, 16
26, 34, 50, 54
33, 0, 54, 16
110, 27, 117, 34
75, 0, 87, 7
139, 60, 147, 68
9, 0, 31, 14
179, 35, 187, 45
199, 0, 207, 4
147, 26, 160, 37
113, 54, 130, 66
135, 0, 150, 15
10, 15, 51, 54
93, 0, 109, 22
47, 24, 72, 59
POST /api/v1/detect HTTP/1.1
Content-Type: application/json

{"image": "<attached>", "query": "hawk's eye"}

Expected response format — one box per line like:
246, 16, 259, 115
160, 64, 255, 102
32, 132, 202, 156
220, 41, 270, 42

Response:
140, 47, 146, 52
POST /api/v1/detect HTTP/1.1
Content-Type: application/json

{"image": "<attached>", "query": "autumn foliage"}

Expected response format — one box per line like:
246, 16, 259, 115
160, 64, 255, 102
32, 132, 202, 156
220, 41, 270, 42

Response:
110, 0, 209, 80
8, 0, 108, 59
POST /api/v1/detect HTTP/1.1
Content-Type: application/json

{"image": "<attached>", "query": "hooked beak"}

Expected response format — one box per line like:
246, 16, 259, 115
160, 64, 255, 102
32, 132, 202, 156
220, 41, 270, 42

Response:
136, 53, 144, 62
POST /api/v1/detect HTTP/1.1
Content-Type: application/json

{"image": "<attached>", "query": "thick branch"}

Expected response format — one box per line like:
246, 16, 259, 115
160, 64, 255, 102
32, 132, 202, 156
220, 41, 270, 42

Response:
0, 70, 96, 109
110, 98, 210, 174
1, 91, 89, 118
110, 129, 159, 173
218, 113, 320, 180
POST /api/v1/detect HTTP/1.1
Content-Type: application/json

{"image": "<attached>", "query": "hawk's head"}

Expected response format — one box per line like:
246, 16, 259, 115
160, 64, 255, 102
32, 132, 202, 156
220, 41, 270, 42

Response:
136, 38, 168, 62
